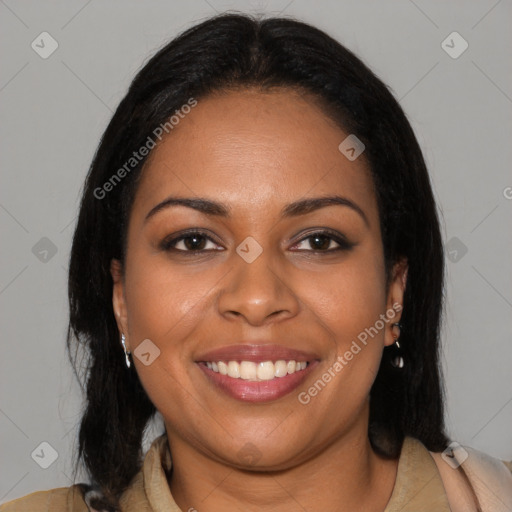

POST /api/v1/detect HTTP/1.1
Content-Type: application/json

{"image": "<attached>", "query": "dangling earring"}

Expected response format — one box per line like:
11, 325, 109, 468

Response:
121, 333, 131, 368
390, 322, 404, 369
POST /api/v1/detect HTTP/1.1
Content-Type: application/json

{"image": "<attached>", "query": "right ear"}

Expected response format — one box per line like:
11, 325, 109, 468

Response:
110, 259, 129, 343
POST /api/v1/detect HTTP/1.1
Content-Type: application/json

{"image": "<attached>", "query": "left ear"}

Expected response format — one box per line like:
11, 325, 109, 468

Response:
384, 258, 408, 347
110, 258, 129, 349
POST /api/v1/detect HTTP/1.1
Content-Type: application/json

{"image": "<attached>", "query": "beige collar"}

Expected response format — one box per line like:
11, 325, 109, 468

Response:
384, 436, 451, 511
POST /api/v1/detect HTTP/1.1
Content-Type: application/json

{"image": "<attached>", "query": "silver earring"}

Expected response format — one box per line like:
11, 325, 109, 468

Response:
390, 322, 404, 369
121, 333, 131, 368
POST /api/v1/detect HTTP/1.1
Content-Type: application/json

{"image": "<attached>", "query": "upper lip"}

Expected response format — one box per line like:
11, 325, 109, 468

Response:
195, 343, 319, 363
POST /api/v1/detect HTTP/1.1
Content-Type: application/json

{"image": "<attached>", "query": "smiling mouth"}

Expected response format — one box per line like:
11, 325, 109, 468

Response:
199, 359, 309, 381
196, 359, 318, 403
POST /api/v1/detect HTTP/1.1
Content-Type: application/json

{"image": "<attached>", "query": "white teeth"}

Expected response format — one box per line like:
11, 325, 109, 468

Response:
204, 359, 309, 381
274, 360, 288, 377
240, 361, 257, 380
227, 361, 241, 378
257, 361, 275, 381
217, 361, 228, 375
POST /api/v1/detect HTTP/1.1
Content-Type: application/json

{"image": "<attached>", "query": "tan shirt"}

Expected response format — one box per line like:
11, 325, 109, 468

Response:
1, 434, 511, 511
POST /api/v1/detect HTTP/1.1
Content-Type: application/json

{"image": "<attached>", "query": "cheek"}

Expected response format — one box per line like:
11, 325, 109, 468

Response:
310, 251, 387, 345
122, 251, 215, 413
306, 246, 388, 399
124, 251, 223, 346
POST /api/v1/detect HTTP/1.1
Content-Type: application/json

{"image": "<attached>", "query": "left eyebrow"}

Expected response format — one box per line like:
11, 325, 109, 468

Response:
144, 194, 369, 227
281, 195, 369, 227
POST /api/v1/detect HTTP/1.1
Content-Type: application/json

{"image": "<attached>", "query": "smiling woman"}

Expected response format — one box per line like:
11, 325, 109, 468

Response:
2, 12, 511, 512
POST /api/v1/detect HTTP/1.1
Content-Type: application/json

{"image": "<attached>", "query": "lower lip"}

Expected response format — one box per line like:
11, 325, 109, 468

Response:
196, 361, 319, 403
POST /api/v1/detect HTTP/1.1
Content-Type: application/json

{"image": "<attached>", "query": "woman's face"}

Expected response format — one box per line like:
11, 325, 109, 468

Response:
111, 88, 407, 469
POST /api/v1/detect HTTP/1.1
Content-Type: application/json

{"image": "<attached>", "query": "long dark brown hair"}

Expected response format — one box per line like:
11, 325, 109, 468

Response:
67, 13, 449, 511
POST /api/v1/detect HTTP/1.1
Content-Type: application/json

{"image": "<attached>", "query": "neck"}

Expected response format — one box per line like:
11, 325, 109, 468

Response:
166, 407, 398, 512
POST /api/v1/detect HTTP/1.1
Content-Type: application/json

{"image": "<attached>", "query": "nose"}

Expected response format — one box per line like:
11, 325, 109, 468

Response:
217, 247, 300, 326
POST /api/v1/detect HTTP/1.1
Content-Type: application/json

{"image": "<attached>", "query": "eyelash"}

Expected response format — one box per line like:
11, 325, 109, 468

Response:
159, 229, 354, 255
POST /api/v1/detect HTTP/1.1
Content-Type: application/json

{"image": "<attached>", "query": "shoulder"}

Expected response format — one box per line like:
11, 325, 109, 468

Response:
0, 484, 89, 512
428, 441, 512, 512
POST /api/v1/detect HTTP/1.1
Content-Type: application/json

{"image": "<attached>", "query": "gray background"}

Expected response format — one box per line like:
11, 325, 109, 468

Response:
1, 0, 511, 503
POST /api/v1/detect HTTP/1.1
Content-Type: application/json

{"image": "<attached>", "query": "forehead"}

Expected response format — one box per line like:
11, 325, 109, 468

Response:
131, 88, 377, 224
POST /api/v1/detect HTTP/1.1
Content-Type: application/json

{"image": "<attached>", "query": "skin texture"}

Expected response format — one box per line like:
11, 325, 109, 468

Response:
111, 88, 408, 511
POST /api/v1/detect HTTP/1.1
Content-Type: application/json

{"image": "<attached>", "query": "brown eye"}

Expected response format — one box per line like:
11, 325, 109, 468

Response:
160, 231, 222, 253
179, 235, 208, 251
292, 230, 354, 253
307, 234, 334, 251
